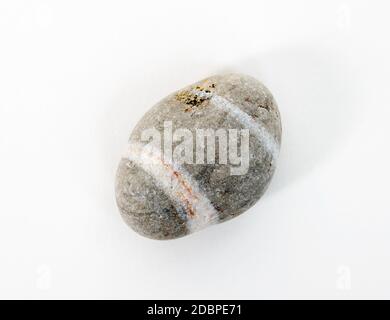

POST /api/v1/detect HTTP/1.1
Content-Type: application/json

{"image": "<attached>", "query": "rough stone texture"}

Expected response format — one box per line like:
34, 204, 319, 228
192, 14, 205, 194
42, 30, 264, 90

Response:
115, 73, 282, 240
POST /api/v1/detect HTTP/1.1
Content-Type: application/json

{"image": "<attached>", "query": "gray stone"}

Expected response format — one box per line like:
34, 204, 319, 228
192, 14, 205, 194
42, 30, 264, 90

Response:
115, 73, 282, 240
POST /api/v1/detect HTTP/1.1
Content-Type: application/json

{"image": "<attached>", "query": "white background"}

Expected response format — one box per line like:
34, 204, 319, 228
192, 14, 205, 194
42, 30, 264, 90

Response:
0, 0, 389, 299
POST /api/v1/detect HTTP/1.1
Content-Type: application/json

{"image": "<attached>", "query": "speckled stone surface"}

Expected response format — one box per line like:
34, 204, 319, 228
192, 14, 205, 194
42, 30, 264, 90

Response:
116, 74, 282, 240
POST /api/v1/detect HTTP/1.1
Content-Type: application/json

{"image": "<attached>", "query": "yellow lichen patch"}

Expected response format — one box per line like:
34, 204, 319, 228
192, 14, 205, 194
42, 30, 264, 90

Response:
175, 83, 217, 112
175, 90, 206, 107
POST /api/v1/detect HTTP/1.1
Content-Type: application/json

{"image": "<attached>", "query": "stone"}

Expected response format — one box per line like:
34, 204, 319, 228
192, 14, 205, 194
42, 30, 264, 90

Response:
115, 73, 282, 240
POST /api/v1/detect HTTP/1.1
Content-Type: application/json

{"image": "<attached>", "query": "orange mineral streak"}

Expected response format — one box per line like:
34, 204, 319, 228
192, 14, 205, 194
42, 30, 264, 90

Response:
160, 160, 197, 218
